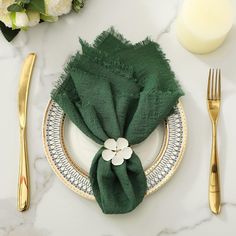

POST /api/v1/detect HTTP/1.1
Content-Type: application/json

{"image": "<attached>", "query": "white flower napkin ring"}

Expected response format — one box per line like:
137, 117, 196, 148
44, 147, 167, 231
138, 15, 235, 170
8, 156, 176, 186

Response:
102, 138, 133, 166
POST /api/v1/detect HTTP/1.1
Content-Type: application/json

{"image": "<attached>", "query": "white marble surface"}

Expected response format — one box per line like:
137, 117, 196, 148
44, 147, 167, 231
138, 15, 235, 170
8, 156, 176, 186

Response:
1, 0, 236, 235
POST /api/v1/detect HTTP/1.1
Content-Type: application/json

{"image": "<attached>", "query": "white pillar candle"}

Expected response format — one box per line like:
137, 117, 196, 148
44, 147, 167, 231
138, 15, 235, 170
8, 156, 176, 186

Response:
176, 0, 234, 54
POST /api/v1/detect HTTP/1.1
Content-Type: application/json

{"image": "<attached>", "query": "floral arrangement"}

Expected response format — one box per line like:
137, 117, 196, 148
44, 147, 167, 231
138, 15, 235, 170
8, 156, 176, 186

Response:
0, 0, 85, 41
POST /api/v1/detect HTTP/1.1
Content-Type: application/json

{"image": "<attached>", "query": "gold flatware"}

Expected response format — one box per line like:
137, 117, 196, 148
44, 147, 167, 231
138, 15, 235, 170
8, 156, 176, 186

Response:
18, 53, 36, 212
207, 68, 221, 214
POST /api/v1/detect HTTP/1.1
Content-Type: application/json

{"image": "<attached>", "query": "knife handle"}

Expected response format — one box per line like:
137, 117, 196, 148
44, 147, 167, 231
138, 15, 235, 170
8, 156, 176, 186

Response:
17, 127, 30, 211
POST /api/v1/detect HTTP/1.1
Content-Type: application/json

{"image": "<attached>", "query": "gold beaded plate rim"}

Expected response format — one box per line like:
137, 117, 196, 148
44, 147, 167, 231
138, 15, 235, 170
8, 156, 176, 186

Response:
42, 100, 187, 200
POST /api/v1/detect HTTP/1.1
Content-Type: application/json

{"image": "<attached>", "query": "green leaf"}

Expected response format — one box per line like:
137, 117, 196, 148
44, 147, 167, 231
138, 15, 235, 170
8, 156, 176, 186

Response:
40, 14, 58, 23
21, 0, 31, 3
9, 12, 17, 30
16, 0, 31, 3
27, 0, 45, 13
72, 0, 85, 13
7, 3, 24, 12
0, 21, 20, 42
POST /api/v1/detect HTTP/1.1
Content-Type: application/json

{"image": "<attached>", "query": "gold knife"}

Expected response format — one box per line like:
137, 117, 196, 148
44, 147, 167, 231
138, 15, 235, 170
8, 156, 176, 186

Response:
17, 53, 36, 212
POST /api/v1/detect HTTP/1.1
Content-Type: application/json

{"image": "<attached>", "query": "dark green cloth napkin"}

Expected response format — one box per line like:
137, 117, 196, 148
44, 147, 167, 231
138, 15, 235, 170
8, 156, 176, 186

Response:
52, 29, 184, 214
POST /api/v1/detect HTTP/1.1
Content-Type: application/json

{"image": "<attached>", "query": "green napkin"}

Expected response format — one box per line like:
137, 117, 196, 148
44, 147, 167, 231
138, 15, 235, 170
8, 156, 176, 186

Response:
52, 28, 184, 214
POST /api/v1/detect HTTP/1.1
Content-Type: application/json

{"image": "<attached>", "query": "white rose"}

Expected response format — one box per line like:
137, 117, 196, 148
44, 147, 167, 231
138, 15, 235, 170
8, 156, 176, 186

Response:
27, 11, 40, 27
44, 0, 72, 17
0, 0, 14, 9
14, 12, 29, 28
0, 0, 14, 27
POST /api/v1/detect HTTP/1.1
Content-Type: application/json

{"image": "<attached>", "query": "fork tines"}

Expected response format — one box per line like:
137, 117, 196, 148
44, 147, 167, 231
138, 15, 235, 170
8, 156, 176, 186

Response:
208, 69, 221, 101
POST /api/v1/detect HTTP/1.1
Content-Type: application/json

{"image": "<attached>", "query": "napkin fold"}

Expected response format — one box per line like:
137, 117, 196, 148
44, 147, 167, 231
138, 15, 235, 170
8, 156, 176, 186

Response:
52, 28, 184, 214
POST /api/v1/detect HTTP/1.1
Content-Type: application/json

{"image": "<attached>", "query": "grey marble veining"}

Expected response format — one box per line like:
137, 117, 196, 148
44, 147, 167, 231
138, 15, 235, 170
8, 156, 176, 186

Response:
1, 0, 236, 235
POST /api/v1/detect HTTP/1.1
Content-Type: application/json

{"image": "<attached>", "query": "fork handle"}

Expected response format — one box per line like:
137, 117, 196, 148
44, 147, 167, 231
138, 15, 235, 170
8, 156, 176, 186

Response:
209, 121, 221, 214
17, 127, 30, 211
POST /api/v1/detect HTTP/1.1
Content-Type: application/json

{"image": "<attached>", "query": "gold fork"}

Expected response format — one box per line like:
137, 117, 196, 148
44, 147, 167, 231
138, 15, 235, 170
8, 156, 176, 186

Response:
207, 68, 221, 214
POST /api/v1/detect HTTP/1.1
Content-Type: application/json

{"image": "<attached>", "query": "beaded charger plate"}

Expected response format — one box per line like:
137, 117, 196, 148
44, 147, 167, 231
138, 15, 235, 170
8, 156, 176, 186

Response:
43, 100, 187, 200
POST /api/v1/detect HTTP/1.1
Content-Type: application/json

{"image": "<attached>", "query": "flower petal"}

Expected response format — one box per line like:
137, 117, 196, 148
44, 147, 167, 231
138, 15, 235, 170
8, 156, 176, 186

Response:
102, 149, 115, 161
104, 139, 117, 151
120, 147, 133, 160
27, 11, 40, 27
116, 138, 129, 150
111, 154, 124, 166
15, 12, 29, 28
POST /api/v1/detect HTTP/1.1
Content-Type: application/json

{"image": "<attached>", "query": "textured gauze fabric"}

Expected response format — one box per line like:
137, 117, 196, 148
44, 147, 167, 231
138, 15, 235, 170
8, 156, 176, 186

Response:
51, 29, 184, 214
